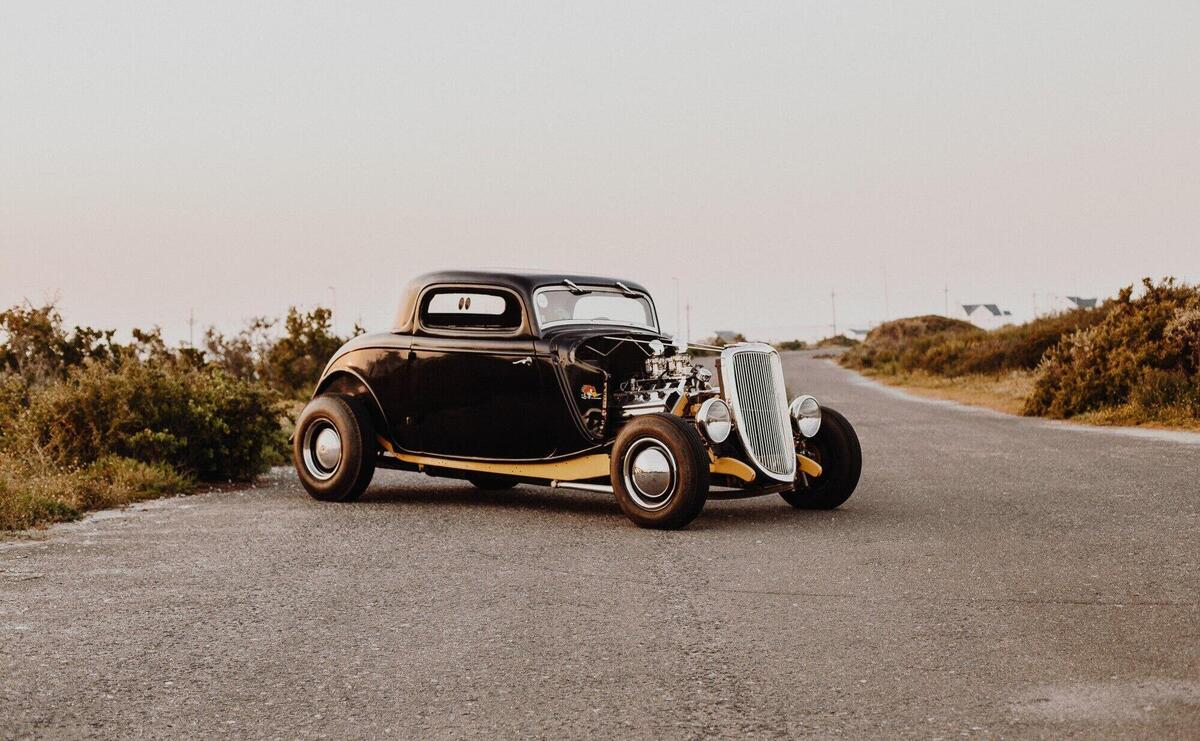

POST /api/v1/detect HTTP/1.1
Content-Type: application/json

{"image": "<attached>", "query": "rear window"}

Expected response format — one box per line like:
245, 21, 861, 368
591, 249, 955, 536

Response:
419, 288, 523, 331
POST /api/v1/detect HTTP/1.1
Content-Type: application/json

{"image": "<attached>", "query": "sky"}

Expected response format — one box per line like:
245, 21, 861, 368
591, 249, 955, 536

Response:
2, 1, 1198, 343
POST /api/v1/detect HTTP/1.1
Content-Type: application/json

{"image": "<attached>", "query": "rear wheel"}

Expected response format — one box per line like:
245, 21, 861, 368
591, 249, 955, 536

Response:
782, 406, 861, 510
611, 414, 709, 529
294, 394, 377, 502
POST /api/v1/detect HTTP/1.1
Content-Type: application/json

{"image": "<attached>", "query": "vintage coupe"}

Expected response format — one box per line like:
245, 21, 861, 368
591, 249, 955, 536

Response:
293, 270, 861, 528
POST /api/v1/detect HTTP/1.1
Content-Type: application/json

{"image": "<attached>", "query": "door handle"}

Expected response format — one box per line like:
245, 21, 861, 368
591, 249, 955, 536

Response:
512, 357, 533, 366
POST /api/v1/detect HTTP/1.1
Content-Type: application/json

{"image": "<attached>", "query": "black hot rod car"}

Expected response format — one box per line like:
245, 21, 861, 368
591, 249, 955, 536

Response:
293, 270, 861, 528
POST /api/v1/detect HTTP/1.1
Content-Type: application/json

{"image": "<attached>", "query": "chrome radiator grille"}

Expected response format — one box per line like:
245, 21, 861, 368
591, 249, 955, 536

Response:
722, 346, 796, 481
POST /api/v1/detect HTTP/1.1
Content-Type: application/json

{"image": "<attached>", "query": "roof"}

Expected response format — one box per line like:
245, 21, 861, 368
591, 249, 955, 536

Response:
405, 269, 651, 297
393, 269, 654, 333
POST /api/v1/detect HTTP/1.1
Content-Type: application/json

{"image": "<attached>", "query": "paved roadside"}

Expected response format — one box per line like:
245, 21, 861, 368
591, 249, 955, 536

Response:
1, 351, 1197, 738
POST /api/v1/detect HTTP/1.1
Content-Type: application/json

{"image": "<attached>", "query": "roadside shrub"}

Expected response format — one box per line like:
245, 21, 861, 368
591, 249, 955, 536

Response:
263, 307, 344, 397
842, 308, 1109, 378
16, 360, 287, 481
0, 373, 26, 435
842, 315, 981, 372
0, 299, 334, 530
930, 308, 1109, 376
1025, 278, 1200, 419
815, 335, 860, 349
1129, 368, 1200, 414
1165, 306, 1200, 374
774, 339, 808, 351
203, 317, 277, 382
0, 303, 118, 383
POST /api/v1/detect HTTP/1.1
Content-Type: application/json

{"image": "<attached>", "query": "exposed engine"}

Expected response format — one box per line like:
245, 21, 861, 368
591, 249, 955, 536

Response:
611, 355, 712, 410
570, 335, 716, 436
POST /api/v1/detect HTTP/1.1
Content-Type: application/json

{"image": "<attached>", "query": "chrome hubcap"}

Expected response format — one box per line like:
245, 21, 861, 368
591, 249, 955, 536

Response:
302, 421, 342, 481
623, 438, 677, 511
314, 428, 341, 470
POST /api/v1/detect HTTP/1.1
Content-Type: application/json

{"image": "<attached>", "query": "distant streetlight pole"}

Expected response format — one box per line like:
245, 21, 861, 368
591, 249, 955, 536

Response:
328, 286, 337, 334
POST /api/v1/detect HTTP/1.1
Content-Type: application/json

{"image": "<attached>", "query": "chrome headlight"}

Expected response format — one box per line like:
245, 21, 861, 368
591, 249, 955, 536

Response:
789, 395, 821, 438
697, 397, 732, 443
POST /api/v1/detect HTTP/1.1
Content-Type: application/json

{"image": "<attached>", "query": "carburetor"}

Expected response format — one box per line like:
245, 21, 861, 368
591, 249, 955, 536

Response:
643, 353, 696, 380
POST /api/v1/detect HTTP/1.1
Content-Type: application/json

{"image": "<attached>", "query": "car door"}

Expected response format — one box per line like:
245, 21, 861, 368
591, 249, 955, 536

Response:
409, 286, 554, 459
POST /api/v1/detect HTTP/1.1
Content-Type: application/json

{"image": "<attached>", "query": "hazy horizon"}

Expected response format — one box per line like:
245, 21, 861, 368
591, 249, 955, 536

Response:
3, 1, 1197, 343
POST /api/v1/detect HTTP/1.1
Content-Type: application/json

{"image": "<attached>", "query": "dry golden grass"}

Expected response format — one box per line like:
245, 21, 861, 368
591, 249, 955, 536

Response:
0, 453, 191, 532
1071, 405, 1200, 432
860, 369, 1036, 416
859, 368, 1200, 431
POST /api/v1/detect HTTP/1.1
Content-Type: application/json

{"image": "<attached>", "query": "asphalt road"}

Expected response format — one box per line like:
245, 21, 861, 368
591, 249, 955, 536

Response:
2, 352, 1198, 739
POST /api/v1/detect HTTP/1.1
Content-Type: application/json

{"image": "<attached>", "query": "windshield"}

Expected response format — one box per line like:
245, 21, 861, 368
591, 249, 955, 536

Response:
533, 286, 658, 331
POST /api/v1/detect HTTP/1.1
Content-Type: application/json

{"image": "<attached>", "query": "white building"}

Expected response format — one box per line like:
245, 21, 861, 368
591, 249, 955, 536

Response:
960, 303, 1013, 330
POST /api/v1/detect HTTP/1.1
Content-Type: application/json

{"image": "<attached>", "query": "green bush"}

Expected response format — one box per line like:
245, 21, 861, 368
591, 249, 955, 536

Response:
263, 307, 345, 397
0, 303, 119, 383
0, 300, 329, 530
15, 360, 286, 481
1025, 279, 1200, 419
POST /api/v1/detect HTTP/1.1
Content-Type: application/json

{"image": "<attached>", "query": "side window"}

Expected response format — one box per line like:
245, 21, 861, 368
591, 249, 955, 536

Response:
419, 288, 523, 331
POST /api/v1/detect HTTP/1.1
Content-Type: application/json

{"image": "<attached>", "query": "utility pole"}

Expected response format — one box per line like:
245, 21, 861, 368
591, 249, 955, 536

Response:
685, 301, 691, 346
831, 290, 838, 337
944, 285, 949, 317
188, 309, 195, 348
1032, 291, 1038, 319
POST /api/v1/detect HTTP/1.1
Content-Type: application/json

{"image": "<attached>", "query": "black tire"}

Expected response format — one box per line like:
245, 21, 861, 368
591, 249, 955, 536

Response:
293, 394, 377, 502
782, 406, 861, 510
466, 473, 518, 490
611, 413, 710, 529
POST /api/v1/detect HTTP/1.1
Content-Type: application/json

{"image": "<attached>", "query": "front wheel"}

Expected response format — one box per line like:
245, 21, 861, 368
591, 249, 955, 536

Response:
294, 394, 377, 502
611, 414, 710, 529
782, 406, 861, 510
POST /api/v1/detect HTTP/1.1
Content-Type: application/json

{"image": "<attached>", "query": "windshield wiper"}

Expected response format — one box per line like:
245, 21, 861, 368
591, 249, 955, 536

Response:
614, 281, 640, 297
563, 279, 591, 295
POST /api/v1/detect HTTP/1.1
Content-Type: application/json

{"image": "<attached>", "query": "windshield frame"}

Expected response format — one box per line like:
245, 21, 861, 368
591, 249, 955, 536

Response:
531, 285, 661, 334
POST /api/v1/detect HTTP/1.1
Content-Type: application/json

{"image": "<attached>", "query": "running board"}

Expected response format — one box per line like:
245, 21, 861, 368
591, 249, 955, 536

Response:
377, 437, 610, 481
550, 480, 614, 493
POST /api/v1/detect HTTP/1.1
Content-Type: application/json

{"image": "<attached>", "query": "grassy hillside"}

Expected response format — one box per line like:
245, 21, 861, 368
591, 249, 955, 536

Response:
841, 278, 1200, 428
